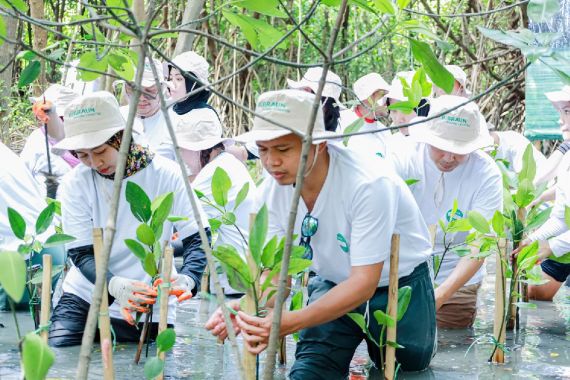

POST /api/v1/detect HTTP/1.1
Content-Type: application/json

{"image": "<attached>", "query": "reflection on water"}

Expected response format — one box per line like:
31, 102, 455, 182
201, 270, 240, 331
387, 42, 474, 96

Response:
1, 260, 569, 379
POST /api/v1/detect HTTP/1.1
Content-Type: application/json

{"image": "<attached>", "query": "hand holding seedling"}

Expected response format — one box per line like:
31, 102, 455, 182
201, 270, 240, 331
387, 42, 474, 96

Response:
512, 239, 552, 262
236, 309, 276, 354
32, 100, 53, 123
154, 273, 194, 302
204, 300, 241, 341
108, 276, 157, 325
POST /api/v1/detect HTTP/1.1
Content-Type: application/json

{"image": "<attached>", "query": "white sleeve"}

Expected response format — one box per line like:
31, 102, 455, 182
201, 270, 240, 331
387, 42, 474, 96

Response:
60, 172, 94, 249
471, 166, 503, 219
350, 178, 398, 266
171, 173, 209, 240
528, 178, 570, 242
548, 231, 570, 257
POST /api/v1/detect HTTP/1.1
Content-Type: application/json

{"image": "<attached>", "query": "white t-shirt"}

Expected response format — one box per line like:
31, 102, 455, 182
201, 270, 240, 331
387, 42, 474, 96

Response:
20, 129, 74, 186
391, 143, 503, 286
529, 175, 570, 257
193, 152, 257, 294
344, 120, 389, 159
120, 106, 175, 160
60, 156, 209, 323
0, 143, 49, 250
257, 145, 432, 287
494, 131, 546, 175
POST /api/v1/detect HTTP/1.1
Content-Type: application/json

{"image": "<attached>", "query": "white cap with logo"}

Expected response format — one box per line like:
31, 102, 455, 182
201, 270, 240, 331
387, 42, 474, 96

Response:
236, 89, 337, 144
353, 73, 390, 102
30, 84, 80, 117
54, 91, 126, 150
409, 95, 493, 155
545, 85, 570, 104
170, 51, 210, 85
287, 67, 343, 103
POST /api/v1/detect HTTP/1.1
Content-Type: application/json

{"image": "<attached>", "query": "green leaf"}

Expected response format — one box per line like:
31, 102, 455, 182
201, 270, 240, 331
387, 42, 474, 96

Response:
414, 67, 433, 98
447, 218, 471, 233
223, 11, 260, 50
213, 244, 252, 283
137, 224, 156, 246
18, 60, 41, 88
156, 328, 176, 353
516, 241, 538, 267
396, 286, 412, 321
151, 192, 174, 229
515, 178, 535, 208
43, 233, 76, 248
208, 218, 222, 233
222, 11, 286, 51
261, 235, 278, 268
565, 206, 570, 229
143, 251, 157, 277
222, 261, 251, 293
526, 207, 552, 231
409, 39, 454, 94
397, 0, 411, 10
348, 312, 369, 333
166, 216, 188, 223
8, 207, 26, 240
405, 178, 420, 186
144, 356, 164, 380
126, 182, 152, 223
0, 251, 26, 302
342, 117, 364, 146
125, 239, 147, 260
550, 251, 570, 264
249, 205, 268, 266
386, 340, 405, 349
287, 258, 312, 274
108, 51, 135, 81
387, 100, 416, 114
0, 0, 28, 12
36, 203, 56, 235
477, 27, 533, 50
467, 211, 490, 234
0, 16, 6, 46
222, 212, 237, 225
289, 290, 304, 311
77, 51, 108, 82
372, 0, 395, 15
233, 182, 250, 211
373, 309, 395, 327
235, 0, 287, 17
527, 0, 560, 23
491, 211, 505, 237
17, 50, 36, 61
515, 301, 537, 309
212, 167, 232, 207
22, 332, 55, 380
518, 144, 537, 184
194, 189, 205, 199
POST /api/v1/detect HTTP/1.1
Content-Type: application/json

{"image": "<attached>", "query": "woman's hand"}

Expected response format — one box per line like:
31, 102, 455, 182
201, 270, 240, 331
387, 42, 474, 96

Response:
204, 300, 241, 341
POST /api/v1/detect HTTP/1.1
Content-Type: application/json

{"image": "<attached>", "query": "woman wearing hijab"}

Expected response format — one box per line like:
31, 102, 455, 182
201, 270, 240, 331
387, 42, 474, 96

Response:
48, 91, 210, 347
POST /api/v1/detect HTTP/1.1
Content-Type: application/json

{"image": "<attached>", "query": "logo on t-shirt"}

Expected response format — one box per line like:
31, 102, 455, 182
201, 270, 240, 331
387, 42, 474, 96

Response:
445, 208, 464, 222
336, 233, 350, 253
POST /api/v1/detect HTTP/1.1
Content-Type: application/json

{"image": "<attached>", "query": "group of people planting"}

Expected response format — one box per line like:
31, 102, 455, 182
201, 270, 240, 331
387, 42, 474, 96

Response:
1, 49, 569, 379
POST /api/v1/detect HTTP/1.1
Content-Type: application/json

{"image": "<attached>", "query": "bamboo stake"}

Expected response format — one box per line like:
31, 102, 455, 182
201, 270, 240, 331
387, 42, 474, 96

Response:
93, 228, 114, 380
385, 234, 400, 380
262, 3, 349, 378
243, 214, 259, 380
157, 246, 173, 380
39, 254, 52, 343
508, 208, 527, 330
492, 238, 507, 364
428, 225, 437, 247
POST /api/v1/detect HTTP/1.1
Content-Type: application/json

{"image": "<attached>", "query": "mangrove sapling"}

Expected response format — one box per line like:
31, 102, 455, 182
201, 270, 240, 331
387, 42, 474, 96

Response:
347, 285, 412, 377
123, 181, 186, 363
0, 203, 74, 379
143, 328, 177, 380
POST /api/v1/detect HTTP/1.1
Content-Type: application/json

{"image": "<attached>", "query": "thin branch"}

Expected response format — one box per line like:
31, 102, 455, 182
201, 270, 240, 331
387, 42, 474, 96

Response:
404, 0, 529, 18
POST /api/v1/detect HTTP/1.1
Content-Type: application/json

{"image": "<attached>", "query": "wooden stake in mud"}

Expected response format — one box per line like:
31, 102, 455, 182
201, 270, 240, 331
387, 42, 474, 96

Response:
385, 234, 400, 380
492, 238, 507, 364
39, 254, 52, 343
508, 208, 527, 330
157, 246, 173, 380
243, 214, 259, 380
93, 228, 115, 380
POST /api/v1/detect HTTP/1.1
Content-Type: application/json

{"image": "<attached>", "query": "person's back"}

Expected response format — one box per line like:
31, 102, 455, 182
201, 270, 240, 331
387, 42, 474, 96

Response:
0, 142, 47, 250
493, 130, 546, 174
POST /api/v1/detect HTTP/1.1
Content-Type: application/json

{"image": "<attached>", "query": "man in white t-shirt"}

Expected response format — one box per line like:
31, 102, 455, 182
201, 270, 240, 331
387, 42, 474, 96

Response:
488, 128, 546, 176
205, 90, 436, 377
342, 73, 391, 158
391, 95, 502, 328
120, 58, 175, 160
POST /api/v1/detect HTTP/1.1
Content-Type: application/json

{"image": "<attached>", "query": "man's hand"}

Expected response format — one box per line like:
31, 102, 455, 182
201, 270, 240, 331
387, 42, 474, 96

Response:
154, 274, 194, 302
204, 300, 241, 341
434, 287, 445, 311
108, 276, 157, 325
236, 309, 275, 354
512, 239, 552, 262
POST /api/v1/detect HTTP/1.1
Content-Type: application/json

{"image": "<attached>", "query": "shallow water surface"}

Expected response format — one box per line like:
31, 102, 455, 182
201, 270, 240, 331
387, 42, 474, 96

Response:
1, 261, 569, 379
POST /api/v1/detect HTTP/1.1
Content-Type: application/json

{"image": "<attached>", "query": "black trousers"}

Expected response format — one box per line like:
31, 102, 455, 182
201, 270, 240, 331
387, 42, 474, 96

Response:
48, 292, 169, 347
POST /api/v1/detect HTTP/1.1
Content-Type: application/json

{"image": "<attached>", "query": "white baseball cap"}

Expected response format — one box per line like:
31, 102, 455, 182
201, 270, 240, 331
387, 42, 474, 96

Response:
353, 73, 390, 102
170, 51, 210, 85
286, 67, 343, 103
409, 95, 493, 155
54, 91, 126, 150
545, 85, 570, 104
236, 89, 337, 144
30, 84, 80, 117
175, 108, 228, 151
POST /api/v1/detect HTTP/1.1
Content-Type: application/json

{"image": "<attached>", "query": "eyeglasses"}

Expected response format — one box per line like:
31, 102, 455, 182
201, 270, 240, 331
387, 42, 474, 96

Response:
299, 213, 319, 260
125, 84, 158, 100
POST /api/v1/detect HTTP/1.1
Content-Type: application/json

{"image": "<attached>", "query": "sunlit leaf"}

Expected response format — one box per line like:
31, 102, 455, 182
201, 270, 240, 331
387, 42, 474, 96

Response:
249, 205, 268, 266
77, 51, 108, 82
208, 218, 222, 233
261, 235, 278, 269
526, 207, 552, 231
289, 290, 304, 311
156, 328, 176, 353
8, 207, 26, 239
43, 233, 75, 248
372, 0, 395, 14
126, 181, 152, 223
233, 182, 250, 211
518, 144, 536, 184
213, 244, 252, 283
373, 309, 395, 327
222, 212, 237, 225
342, 117, 364, 146
144, 356, 164, 379
36, 203, 56, 235
0, 251, 26, 302
409, 39, 454, 94
151, 192, 174, 229
516, 241, 538, 267
491, 211, 505, 237
0, 0, 28, 12
212, 167, 232, 207
396, 286, 412, 321
125, 239, 147, 260
514, 178, 535, 208
467, 211, 489, 234
137, 224, 156, 246
235, 0, 287, 17
143, 251, 157, 277
22, 332, 55, 380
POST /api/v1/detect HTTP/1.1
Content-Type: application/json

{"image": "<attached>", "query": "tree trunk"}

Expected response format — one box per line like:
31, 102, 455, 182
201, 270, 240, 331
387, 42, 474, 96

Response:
173, 0, 206, 56
29, 0, 47, 94
0, 12, 18, 143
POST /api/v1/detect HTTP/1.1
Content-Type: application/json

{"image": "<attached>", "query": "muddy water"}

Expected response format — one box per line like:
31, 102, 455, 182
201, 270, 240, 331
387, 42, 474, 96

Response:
1, 260, 569, 379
